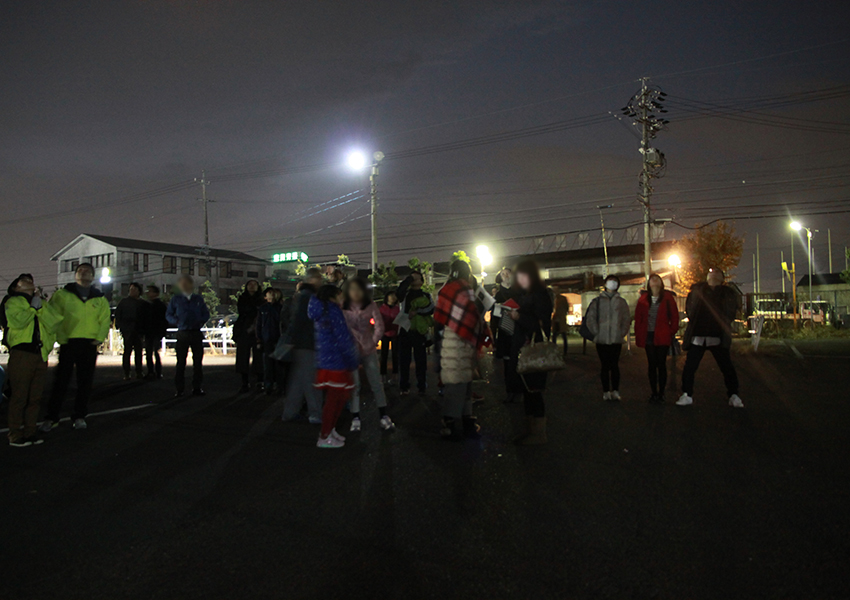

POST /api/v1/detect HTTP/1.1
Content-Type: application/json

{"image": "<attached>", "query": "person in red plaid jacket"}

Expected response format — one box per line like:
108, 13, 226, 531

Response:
434, 260, 491, 440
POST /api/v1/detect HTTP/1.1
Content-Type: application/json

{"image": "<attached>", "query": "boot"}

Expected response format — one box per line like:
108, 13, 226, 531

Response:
513, 416, 533, 444
520, 417, 547, 445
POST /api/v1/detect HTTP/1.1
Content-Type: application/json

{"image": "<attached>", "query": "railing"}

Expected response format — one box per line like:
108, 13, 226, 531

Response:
106, 327, 234, 355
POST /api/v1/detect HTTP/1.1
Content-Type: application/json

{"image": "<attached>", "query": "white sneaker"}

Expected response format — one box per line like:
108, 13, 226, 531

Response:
317, 435, 344, 449
611, 390, 621, 401
349, 418, 361, 432
38, 419, 55, 433
603, 391, 612, 401
728, 394, 744, 408
73, 418, 87, 430
379, 415, 395, 430
330, 429, 346, 442
676, 393, 693, 406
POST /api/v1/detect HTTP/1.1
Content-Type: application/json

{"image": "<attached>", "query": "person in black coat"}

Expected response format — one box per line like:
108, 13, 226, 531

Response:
234, 279, 265, 393
256, 288, 285, 394
508, 259, 553, 445
143, 285, 169, 379
114, 282, 146, 380
493, 268, 522, 402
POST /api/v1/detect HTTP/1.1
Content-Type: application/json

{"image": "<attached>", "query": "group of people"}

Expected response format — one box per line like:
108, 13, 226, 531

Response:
583, 268, 743, 408
2, 257, 745, 449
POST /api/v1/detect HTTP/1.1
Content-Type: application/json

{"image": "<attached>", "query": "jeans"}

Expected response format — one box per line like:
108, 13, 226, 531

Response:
682, 344, 739, 397
145, 334, 163, 376
283, 349, 322, 421
351, 352, 387, 414
379, 337, 398, 375
6, 349, 47, 440
174, 330, 204, 393
645, 343, 670, 395
48, 339, 98, 421
398, 330, 427, 392
596, 343, 622, 392
122, 331, 144, 376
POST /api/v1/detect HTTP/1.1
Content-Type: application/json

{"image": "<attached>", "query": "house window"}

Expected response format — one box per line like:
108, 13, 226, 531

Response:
181, 258, 194, 275
247, 271, 259, 278
198, 260, 208, 277
62, 259, 80, 273
231, 269, 244, 278
143, 254, 149, 272
163, 256, 177, 274
133, 253, 140, 272
220, 262, 231, 278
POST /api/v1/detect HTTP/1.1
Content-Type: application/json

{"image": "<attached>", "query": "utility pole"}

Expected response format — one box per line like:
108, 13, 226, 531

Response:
623, 78, 668, 283
370, 162, 379, 276
781, 251, 785, 294
756, 233, 761, 294
828, 228, 833, 273
196, 170, 212, 247
598, 204, 613, 277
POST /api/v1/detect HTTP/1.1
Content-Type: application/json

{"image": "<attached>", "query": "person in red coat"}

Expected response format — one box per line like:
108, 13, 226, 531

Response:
634, 274, 680, 403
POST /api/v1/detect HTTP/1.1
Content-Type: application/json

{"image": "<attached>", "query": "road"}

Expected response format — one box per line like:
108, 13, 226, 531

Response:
1, 340, 848, 599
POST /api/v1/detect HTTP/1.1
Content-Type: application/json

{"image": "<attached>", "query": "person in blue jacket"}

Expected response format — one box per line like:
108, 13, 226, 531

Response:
308, 285, 359, 449
166, 275, 210, 398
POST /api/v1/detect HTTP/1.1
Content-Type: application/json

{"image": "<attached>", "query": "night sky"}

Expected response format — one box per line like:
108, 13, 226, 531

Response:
3, 0, 850, 291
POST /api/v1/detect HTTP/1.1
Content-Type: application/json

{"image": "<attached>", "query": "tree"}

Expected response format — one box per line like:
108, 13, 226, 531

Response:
674, 221, 744, 291
407, 257, 435, 293
369, 261, 399, 299
200, 280, 221, 316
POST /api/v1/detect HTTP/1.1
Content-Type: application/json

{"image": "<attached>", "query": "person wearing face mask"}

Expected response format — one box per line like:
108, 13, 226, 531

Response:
585, 275, 631, 401
508, 259, 553, 445
42, 263, 111, 432
677, 268, 743, 408
634, 274, 679, 403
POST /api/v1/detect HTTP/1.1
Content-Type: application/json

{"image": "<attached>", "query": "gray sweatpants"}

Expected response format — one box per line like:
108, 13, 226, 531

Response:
282, 349, 322, 421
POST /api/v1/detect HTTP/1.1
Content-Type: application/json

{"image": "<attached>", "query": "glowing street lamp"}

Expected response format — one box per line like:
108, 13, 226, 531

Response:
790, 220, 815, 323
347, 150, 384, 275
476, 245, 493, 274
667, 254, 681, 269
99, 267, 111, 285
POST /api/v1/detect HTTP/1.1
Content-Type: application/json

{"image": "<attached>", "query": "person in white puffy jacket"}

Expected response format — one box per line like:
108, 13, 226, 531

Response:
586, 275, 631, 401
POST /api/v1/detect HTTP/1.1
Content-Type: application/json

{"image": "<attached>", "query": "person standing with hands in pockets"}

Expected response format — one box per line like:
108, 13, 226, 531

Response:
634, 274, 679, 403
586, 275, 631, 401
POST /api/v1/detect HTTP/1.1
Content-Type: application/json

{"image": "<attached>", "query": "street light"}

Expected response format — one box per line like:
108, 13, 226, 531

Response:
790, 220, 815, 324
476, 245, 493, 274
347, 150, 384, 275
99, 267, 111, 285
667, 254, 681, 268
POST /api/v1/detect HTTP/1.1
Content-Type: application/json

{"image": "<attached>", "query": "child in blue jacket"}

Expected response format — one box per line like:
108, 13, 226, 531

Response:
308, 285, 359, 448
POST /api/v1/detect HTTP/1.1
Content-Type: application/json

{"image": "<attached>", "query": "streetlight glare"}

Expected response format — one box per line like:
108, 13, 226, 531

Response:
667, 254, 681, 268
99, 267, 111, 284
476, 245, 493, 268
346, 151, 368, 171
790, 221, 802, 231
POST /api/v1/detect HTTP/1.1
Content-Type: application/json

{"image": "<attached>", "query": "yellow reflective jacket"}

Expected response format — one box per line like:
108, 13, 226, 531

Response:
49, 284, 111, 344
4, 294, 61, 361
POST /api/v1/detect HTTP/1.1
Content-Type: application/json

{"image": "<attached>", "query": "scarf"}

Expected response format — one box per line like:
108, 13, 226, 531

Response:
435, 280, 488, 348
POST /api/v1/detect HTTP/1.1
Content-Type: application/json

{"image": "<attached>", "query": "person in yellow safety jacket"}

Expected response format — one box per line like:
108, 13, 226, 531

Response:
40, 263, 111, 433
4, 274, 61, 447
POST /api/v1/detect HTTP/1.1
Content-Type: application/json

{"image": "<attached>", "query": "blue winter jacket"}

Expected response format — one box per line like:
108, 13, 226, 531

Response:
166, 293, 210, 331
256, 301, 281, 345
308, 296, 359, 371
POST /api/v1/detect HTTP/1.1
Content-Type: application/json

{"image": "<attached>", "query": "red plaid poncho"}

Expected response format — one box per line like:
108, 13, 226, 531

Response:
435, 280, 491, 349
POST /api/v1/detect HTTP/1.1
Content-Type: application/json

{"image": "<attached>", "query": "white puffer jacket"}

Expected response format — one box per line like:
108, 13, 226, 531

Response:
440, 328, 477, 385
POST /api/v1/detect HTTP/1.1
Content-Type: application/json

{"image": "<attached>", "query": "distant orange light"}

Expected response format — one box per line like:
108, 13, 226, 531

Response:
370, 318, 375, 326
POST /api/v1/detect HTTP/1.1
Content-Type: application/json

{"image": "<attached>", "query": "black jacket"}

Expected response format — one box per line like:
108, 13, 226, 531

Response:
285, 284, 317, 350
683, 282, 739, 349
114, 296, 146, 336
144, 298, 169, 339
234, 291, 264, 338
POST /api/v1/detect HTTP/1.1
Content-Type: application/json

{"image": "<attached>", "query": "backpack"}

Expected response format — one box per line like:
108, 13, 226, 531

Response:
579, 297, 597, 342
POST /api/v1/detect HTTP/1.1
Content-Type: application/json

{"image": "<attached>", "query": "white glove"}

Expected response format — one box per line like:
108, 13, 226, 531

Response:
30, 296, 42, 309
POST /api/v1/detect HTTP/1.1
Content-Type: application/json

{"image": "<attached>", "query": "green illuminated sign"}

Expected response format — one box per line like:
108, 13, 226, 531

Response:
272, 251, 309, 263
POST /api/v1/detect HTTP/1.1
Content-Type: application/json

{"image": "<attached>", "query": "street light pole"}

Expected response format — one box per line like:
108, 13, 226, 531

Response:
807, 228, 813, 316
370, 162, 379, 276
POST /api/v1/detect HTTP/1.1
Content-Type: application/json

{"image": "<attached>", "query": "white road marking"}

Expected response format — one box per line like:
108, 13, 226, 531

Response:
0, 403, 153, 434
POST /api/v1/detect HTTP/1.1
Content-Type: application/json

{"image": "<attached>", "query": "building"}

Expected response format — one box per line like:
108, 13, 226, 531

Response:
797, 273, 850, 314
51, 234, 271, 307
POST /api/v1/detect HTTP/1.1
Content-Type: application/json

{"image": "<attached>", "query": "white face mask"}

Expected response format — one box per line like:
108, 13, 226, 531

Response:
605, 280, 619, 292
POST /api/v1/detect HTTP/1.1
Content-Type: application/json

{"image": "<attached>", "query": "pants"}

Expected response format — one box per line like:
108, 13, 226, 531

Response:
645, 343, 670, 395
48, 339, 98, 421
320, 386, 350, 438
558, 332, 568, 357
682, 344, 739, 397
262, 346, 286, 390
7, 349, 47, 440
352, 353, 387, 414
175, 330, 204, 393
235, 334, 263, 382
398, 330, 427, 392
122, 331, 144, 376
596, 343, 622, 392
145, 334, 163, 376
524, 391, 545, 418
442, 382, 473, 420
283, 349, 322, 421
379, 337, 398, 375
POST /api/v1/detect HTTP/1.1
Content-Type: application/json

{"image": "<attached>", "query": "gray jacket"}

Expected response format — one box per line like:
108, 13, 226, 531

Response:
586, 291, 631, 345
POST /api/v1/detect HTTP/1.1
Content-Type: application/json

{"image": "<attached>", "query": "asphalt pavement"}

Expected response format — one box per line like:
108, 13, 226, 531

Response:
1, 339, 848, 599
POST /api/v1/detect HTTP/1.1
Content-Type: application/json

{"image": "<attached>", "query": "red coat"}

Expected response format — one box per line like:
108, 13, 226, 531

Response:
634, 290, 679, 348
